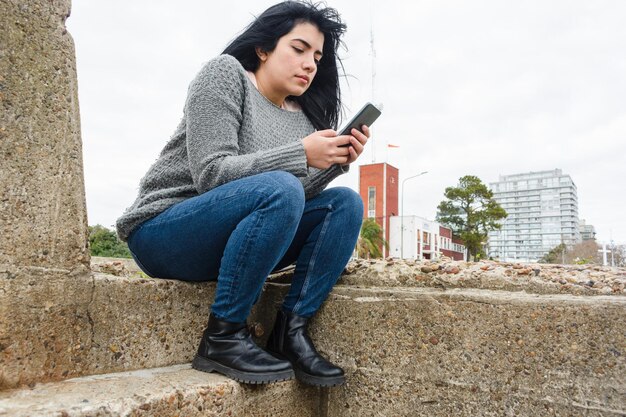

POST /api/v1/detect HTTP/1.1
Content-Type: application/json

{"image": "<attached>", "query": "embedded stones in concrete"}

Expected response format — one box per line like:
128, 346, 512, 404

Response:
0, 0, 89, 270
0, 266, 291, 390
0, 364, 320, 417
310, 286, 626, 416
83, 272, 213, 375
0, 266, 93, 390
6, 250, 626, 417
0, 0, 91, 392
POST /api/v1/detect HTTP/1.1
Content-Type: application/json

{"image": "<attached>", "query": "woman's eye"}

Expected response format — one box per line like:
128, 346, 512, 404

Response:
293, 46, 320, 65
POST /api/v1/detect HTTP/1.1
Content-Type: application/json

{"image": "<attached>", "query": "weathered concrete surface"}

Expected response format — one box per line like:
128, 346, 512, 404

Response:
80, 270, 294, 379
5, 256, 622, 390
0, 270, 212, 389
0, 364, 321, 416
3, 254, 625, 417
0, 267, 287, 390
0, 265, 94, 390
0, 0, 91, 391
309, 286, 626, 416
0, 0, 89, 270
83, 272, 213, 375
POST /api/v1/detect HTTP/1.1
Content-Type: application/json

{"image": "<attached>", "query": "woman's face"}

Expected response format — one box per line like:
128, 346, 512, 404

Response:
256, 22, 325, 100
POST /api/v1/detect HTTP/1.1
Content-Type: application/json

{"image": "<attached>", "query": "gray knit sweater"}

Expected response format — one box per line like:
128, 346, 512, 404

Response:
116, 54, 347, 241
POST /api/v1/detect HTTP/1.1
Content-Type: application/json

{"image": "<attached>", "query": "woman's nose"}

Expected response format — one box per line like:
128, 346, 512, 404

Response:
302, 55, 316, 71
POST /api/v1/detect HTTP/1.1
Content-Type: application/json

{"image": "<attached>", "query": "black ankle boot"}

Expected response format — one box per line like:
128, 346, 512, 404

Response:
192, 313, 294, 384
266, 309, 345, 387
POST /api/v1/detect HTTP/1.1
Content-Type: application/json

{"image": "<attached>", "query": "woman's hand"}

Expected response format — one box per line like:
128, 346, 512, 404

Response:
302, 126, 371, 169
343, 125, 370, 165
302, 129, 352, 169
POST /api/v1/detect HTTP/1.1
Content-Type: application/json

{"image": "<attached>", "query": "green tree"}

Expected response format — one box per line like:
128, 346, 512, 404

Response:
539, 243, 567, 264
88, 225, 132, 258
436, 175, 507, 260
357, 219, 388, 259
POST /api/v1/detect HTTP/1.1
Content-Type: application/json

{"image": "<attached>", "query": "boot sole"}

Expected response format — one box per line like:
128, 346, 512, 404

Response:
294, 368, 346, 387
268, 350, 345, 387
191, 355, 295, 385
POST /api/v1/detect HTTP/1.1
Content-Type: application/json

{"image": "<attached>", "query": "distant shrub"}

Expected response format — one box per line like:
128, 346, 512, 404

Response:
88, 225, 132, 258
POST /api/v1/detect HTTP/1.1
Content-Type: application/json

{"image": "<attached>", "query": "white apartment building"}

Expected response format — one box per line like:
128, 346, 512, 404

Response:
579, 219, 597, 241
488, 169, 581, 262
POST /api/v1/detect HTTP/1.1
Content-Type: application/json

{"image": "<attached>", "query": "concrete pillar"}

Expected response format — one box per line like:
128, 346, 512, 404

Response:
1, 0, 92, 389
1, 0, 88, 269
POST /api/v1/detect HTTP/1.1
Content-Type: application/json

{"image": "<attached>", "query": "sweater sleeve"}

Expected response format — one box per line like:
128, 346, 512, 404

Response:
185, 56, 309, 194
303, 163, 350, 200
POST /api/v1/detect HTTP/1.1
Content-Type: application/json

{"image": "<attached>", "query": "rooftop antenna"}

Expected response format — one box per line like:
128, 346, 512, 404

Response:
369, 0, 376, 164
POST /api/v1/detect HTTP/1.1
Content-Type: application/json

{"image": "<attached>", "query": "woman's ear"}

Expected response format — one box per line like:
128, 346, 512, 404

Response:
255, 47, 268, 62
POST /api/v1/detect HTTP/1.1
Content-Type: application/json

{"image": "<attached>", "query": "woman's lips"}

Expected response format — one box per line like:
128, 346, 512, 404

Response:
296, 75, 309, 84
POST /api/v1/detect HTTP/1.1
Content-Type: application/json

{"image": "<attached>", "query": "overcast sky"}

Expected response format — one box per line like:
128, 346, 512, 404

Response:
67, 0, 626, 243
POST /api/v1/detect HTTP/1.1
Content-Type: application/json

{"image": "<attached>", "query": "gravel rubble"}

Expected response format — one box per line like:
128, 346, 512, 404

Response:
339, 257, 626, 296
91, 256, 626, 296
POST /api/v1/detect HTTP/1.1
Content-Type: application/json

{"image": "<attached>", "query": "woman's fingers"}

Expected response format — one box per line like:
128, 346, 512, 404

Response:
319, 128, 369, 167
351, 128, 368, 145
348, 144, 358, 163
334, 129, 365, 165
350, 136, 364, 155
332, 135, 352, 146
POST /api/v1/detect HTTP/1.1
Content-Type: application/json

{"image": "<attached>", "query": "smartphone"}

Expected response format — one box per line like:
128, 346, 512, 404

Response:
339, 102, 382, 136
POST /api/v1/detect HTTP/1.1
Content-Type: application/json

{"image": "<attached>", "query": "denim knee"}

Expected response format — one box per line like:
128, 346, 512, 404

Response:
259, 171, 305, 222
327, 187, 364, 226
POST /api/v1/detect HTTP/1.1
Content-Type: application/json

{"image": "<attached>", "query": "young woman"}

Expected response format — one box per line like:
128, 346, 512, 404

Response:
116, 1, 369, 387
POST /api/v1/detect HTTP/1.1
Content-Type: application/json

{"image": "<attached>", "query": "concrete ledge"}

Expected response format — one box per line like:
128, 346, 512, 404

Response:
0, 364, 320, 417
309, 286, 626, 416
0, 265, 285, 389
2, 258, 625, 415
0, 265, 93, 389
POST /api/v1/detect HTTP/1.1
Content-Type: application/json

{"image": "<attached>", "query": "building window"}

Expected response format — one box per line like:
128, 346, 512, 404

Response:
368, 186, 376, 218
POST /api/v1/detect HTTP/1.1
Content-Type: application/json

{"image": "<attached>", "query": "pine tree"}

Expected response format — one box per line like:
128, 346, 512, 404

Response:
436, 175, 507, 260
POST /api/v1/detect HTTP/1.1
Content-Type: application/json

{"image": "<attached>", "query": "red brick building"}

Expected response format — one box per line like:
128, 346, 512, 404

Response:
438, 226, 466, 261
358, 163, 398, 258
358, 163, 466, 261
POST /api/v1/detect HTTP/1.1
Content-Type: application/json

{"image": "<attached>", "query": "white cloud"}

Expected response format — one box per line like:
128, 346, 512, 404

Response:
67, 0, 626, 243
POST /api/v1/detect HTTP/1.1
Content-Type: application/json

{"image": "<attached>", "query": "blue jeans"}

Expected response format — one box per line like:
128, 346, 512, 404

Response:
127, 171, 363, 323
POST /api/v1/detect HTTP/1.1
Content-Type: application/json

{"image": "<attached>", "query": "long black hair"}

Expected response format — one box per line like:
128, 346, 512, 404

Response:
222, 1, 347, 130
